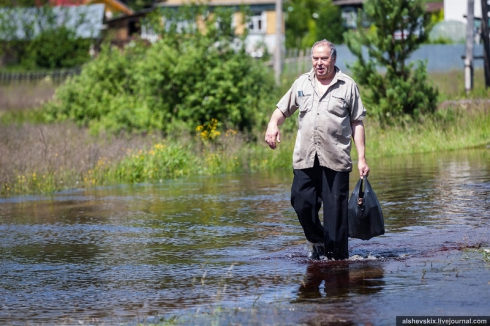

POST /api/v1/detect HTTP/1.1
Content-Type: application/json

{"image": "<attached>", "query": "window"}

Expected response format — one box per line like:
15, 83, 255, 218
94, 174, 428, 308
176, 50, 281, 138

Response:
248, 12, 266, 34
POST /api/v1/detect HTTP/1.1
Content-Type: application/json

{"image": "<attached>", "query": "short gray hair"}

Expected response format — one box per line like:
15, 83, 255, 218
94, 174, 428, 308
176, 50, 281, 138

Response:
311, 39, 337, 59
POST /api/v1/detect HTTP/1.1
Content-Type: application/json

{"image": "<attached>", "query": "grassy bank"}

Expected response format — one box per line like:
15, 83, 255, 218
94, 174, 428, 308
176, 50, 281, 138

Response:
366, 104, 490, 157
429, 68, 490, 101
1, 105, 488, 197
0, 70, 489, 197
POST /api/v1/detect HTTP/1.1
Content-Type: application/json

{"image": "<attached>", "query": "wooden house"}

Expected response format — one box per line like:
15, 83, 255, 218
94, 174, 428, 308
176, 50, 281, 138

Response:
157, 0, 284, 57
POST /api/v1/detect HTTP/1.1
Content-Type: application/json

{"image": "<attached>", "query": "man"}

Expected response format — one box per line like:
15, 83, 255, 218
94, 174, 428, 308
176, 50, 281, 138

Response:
265, 39, 369, 260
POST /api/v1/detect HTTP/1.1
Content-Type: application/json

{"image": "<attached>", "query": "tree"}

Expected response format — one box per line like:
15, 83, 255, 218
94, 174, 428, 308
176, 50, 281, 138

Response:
23, 26, 92, 69
315, 0, 344, 45
344, 0, 438, 122
285, 0, 344, 49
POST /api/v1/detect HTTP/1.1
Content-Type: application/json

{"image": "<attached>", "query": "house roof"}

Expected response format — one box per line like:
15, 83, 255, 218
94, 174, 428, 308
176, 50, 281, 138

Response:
332, 0, 443, 11
425, 2, 443, 13
332, 0, 365, 5
104, 8, 153, 24
88, 0, 133, 14
158, 0, 275, 7
50, 0, 133, 15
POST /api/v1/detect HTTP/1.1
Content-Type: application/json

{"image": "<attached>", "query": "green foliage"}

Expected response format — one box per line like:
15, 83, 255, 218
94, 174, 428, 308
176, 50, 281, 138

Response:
429, 68, 490, 101
0, 0, 47, 6
22, 27, 91, 69
123, 0, 154, 11
483, 248, 490, 262
108, 143, 198, 182
285, 0, 345, 49
425, 10, 452, 44
344, 0, 439, 122
366, 107, 490, 157
430, 9, 444, 25
45, 5, 277, 135
427, 37, 453, 44
314, 1, 345, 45
0, 108, 48, 125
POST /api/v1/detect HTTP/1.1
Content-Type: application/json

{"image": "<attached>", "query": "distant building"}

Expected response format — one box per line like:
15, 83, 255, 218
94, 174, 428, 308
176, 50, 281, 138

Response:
105, 9, 155, 46
444, 0, 482, 23
332, 0, 364, 29
0, 4, 105, 40
0, 4, 105, 66
50, 0, 134, 20
156, 0, 284, 57
48, 0, 137, 50
438, 0, 487, 44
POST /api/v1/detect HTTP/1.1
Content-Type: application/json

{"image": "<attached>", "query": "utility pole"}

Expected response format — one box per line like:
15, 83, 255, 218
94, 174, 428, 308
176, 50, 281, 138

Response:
481, 0, 490, 87
274, 0, 283, 85
465, 0, 474, 94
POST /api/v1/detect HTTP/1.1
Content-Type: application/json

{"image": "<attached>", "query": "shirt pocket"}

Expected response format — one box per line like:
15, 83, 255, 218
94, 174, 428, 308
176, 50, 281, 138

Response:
298, 94, 313, 113
328, 95, 349, 117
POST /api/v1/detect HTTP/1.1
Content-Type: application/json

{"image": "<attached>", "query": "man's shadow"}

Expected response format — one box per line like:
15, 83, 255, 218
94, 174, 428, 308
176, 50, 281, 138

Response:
297, 261, 385, 301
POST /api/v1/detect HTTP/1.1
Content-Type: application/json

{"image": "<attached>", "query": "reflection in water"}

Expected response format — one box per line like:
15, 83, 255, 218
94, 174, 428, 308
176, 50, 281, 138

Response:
297, 262, 384, 301
0, 148, 489, 324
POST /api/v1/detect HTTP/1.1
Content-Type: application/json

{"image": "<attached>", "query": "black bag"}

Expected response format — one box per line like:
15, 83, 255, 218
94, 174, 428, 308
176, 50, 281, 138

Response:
348, 177, 385, 240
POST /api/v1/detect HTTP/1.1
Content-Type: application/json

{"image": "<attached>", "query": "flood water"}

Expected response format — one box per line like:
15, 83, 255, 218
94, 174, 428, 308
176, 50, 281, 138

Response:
1, 148, 489, 325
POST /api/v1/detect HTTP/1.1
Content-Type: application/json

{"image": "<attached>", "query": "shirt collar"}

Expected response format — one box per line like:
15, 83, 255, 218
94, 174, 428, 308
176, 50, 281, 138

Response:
308, 66, 343, 84
308, 66, 343, 96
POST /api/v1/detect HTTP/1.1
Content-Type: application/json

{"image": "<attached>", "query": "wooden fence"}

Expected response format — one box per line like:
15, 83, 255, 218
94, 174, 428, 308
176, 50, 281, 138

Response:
0, 67, 81, 84
264, 48, 313, 80
282, 48, 312, 79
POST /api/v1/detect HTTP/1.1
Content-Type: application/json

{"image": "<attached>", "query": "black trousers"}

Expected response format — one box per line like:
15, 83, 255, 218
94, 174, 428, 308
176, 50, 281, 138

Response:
291, 156, 350, 260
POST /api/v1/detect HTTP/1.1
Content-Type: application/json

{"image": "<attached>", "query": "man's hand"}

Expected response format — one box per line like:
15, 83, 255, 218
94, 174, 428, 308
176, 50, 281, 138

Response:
265, 124, 281, 149
358, 158, 370, 178
265, 109, 286, 150
351, 120, 369, 178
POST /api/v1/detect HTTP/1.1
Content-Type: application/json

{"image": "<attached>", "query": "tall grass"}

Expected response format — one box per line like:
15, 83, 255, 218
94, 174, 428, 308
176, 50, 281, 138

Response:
0, 123, 158, 195
366, 105, 490, 158
0, 82, 56, 111
429, 68, 490, 101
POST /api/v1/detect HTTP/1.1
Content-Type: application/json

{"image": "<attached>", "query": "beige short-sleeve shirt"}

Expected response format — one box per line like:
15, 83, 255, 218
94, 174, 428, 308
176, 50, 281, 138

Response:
276, 67, 366, 172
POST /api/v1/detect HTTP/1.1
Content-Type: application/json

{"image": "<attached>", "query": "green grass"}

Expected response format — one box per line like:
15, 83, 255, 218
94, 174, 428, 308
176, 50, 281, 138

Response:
0, 107, 47, 125
365, 107, 490, 158
429, 68, 490, 101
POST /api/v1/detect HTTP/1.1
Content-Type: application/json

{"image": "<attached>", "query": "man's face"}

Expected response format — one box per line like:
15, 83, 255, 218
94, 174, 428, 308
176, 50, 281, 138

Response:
311, 45, 336, 80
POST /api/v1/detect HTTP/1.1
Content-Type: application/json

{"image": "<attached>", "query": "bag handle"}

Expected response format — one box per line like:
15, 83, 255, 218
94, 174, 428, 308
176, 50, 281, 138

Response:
357, 178, 364, 206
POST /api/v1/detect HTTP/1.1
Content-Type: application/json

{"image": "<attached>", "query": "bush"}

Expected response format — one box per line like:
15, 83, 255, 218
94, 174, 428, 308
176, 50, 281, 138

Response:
45, 5, 277, 135
22, 27, 92, 69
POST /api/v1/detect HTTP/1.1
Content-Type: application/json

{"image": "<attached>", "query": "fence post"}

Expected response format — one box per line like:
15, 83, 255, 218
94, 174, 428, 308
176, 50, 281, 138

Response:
274, 0, 283, 85
481, 0, 490, 87
298, 49, 304, 76
0, 67, 80, 83
465, 0, 475, 94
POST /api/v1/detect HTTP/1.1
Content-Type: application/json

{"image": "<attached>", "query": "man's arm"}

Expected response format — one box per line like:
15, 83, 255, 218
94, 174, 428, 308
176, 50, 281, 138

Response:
351, 120, 370, 177
265, 109, 286, 150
